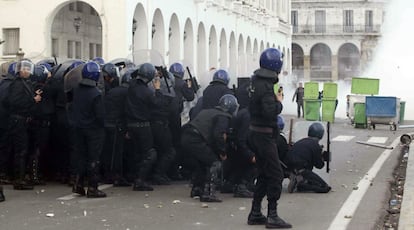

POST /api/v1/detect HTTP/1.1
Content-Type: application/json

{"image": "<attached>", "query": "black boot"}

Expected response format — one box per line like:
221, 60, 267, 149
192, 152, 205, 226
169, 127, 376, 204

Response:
133, 179, 154, 191
72, 175, 86, 196
234, 184, 254, 198
190, 186, 203, 198
152, 174, 171, 185
0, 186, 5, 202
266, 206, 292, 229
200, 183, 222, 202
86, 186, 107, 198
30, 158, 45, 185
247, 200, 266, 225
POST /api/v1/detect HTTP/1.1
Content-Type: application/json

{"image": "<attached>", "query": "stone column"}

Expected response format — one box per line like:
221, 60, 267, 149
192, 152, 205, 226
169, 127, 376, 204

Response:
304, 55, 310, 81
331, 55, 338, 81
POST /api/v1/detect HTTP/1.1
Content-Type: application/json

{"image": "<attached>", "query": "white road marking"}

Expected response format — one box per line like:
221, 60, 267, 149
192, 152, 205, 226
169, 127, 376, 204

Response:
57, 184, 113, 201
332, 135, 355, 142
327, 136, 400, 230
367, 136, 388, 144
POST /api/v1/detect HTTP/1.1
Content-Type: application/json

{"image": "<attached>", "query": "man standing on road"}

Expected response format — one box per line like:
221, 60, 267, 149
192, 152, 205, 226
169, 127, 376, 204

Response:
292, 82, 304, 118
246, 48, 292, 228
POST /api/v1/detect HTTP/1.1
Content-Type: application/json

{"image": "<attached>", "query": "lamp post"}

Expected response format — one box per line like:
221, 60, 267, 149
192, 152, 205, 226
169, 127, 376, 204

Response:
73, 17, 82, 33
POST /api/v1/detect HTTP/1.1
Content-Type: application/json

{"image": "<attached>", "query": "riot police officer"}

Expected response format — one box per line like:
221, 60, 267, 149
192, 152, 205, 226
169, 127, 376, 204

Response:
71, 62, 106, 198
102, 63, 120, 93
285, 122, 331, 193
125, 63, 162, 191
168, 63, 194, 180
181, 94, 239, 202
201, 69, 233, 110
101, 72, 131, 186
7, 60, 42, 190
27, 65, 54, 185
247, 48, 292, 228
0, 62, 16, 184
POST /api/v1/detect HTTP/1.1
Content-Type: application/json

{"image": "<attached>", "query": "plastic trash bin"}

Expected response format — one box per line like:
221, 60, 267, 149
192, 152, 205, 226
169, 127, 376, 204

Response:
354, 103, 366, 128
400, 101, 406, 124
304, 99, 321, 121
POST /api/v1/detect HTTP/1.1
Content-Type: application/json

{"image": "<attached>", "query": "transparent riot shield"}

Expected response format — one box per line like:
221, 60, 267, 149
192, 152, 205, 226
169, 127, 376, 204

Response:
131, 49, 175, 97
237, 53, 257, 79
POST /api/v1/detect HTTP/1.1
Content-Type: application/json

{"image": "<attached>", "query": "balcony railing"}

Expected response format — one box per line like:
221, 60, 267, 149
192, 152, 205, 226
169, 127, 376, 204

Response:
292, 24, 381, 35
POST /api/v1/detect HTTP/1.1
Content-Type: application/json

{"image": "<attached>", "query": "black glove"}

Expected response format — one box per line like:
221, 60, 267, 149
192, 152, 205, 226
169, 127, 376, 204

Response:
322, 151, 330, 162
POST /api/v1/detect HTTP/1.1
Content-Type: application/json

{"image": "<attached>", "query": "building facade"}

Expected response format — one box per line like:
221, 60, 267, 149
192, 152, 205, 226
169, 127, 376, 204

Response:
291, 0, 387, 82
0, 0, 292, 87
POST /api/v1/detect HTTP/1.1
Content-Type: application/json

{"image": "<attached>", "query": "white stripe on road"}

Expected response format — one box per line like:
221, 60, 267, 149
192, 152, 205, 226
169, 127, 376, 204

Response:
332, 135, 355, 142
57, 184, 113, 201
367, 136, 388, 144
328, 136, 401, 230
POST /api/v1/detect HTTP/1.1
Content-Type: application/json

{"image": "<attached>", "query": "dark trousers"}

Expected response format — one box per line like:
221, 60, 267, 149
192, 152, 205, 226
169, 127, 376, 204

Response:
151, 121, 176, 176
297, 101, 304, 118
181, 128, 218, 187
101, 127, 125, 179
50, 109, 74, 178
8, 117, 30, 181
73, 128, 105, 187
297, 169, 330, 193
247, 130, 283, 209
28, 119, 50, 176
129, 126, 157, 181
0, 128, 12, 176
224, 150, 256, 185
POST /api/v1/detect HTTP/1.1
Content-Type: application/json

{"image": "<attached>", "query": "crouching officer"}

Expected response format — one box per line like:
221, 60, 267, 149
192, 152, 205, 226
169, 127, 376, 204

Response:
71, 62, 106, 198
181, 94, 239, 202
286, 122, 331, 193
125, 63, 162, 191
247, 48, 291, 228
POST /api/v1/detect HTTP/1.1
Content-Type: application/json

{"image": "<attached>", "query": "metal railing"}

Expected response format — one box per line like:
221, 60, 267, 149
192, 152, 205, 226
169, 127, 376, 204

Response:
292, 24, 381, 35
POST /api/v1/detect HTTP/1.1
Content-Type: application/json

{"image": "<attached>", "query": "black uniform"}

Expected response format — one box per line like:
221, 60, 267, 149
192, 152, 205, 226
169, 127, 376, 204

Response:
27, 79, 55, 184
125, 78, 163, 190
71, 80, 105, 193
101, 82, 129, 185
48, 76, 74, 183
168, 77, 194, 180
285, 137, 330, 193
150, 93, 176, 185
202, 82, 233, 110
247, 69, 284, 216
0, 74, 14, 182
181, 107, 231, 202
223, 107, 256, 197
7, 75, 39, 189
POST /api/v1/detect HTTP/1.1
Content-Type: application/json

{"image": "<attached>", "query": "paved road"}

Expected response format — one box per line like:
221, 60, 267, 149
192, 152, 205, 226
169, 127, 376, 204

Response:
0, 117, 411, 230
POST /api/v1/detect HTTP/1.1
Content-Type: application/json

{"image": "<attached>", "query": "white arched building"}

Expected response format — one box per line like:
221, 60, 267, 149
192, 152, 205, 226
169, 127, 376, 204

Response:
0, 0, 291, 87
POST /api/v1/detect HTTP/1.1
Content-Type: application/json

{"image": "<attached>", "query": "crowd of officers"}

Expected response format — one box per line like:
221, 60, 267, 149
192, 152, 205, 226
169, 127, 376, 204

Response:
0, 48, 331, 229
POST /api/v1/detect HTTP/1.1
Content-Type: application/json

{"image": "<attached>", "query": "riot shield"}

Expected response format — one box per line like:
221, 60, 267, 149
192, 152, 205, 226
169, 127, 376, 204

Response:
53, 59, 83, 80
63, 63, 105, 94
237, 53, 257, 78
63, 63, 84, 93
289, 120, 331, 182
132, 49, 175, 97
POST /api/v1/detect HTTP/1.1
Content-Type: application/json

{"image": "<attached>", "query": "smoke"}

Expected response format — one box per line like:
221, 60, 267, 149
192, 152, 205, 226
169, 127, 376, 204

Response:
364, 0, 414, 120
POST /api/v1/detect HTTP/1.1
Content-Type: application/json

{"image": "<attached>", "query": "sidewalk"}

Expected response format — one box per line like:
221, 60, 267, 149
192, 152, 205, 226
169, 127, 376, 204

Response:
399, 132, 414, 229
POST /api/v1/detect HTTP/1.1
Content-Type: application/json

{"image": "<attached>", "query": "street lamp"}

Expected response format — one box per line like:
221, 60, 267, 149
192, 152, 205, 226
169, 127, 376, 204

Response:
132, 19, 137, 36
73, 17, 82, 33
152, 23, 156, 39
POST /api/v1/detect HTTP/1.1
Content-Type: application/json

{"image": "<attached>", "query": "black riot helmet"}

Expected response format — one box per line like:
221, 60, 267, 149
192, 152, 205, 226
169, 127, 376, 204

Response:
102, 63, 120, 79
218, 94, 239, 115
132, 63, 156, 84
308, 122, 325, 140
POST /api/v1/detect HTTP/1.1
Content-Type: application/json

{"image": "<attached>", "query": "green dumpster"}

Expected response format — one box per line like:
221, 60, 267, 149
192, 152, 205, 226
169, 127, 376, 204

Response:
304, 99, 321, 121
400, 101, 406, 124
322, 99, 336, 123
354, 102, 366, 128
